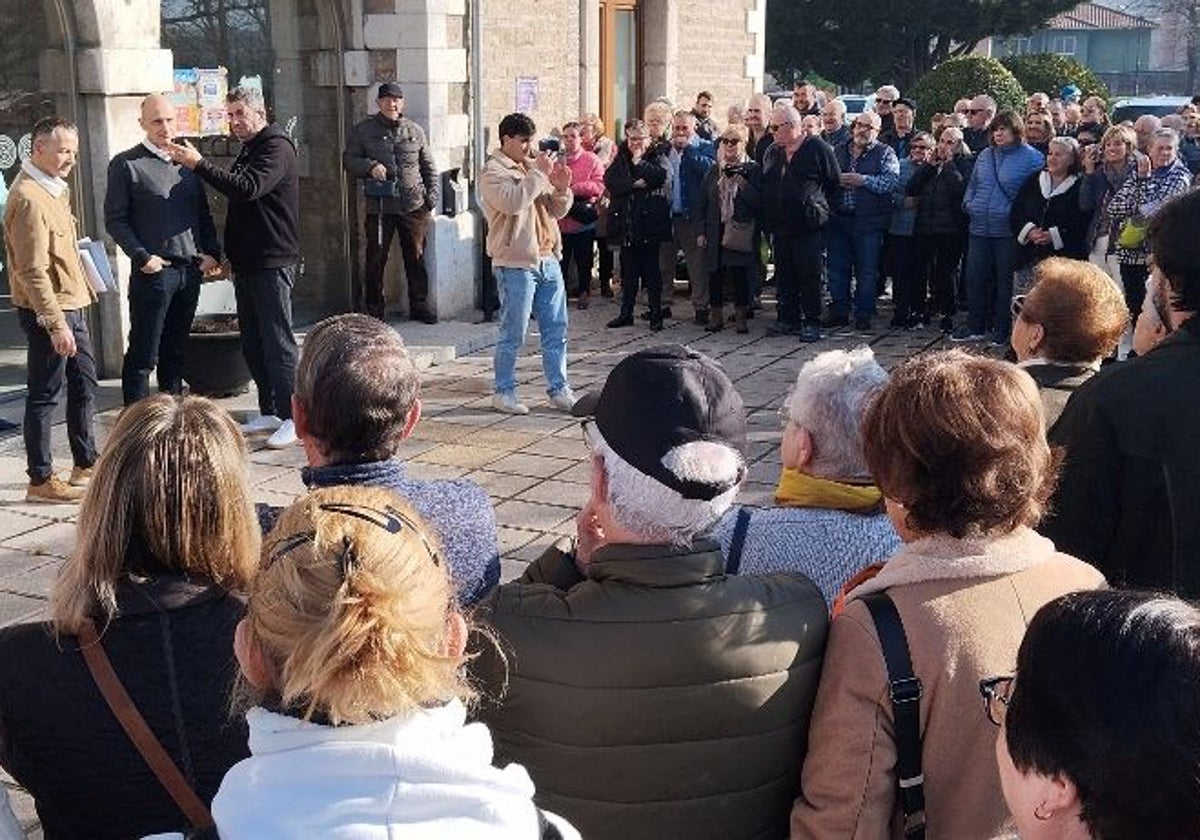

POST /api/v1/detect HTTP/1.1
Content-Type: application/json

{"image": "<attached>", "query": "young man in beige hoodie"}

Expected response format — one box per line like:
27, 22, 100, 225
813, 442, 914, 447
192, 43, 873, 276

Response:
479, 112, 577, 415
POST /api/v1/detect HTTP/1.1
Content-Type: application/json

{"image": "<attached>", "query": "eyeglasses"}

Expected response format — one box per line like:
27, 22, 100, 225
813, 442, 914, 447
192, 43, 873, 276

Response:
910, 145, 931, 152
1010, 294, 1026, 318
853, 122, 876, 129
720, 138, 741, 146
965, 109, 982, 115
876, 99, 894, 106
769, 123, 791, 131
979, 675, 1014, 726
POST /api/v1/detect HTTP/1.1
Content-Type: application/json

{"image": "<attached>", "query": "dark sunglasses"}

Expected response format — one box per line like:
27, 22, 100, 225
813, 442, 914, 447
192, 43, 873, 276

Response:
719, 137, 741, 146
876, 99, 894, 105
965, 108, 982, 115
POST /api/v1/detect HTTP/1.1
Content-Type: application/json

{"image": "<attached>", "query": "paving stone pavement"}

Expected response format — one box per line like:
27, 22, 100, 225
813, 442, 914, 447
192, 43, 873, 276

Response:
0, 286, 975, 837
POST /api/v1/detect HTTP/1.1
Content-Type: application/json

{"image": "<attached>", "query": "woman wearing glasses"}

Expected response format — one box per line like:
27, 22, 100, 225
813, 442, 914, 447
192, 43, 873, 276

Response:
603, 119, 672, 331
695, 125, 762, 332
1009, 258, 1129, 427
213, 485, 579, 838
984, 589, 1200, 839
0, 395, 258, 839
790, 350, 1104, 840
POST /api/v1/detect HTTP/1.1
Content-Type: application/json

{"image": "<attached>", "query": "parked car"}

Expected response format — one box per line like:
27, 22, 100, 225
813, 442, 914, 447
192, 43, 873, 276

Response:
836, 94, 875, 124
1111, 96, 1192, 124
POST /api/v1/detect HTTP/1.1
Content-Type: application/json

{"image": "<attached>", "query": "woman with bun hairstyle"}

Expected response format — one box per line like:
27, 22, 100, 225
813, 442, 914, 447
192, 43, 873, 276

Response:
214, 485, 578, 839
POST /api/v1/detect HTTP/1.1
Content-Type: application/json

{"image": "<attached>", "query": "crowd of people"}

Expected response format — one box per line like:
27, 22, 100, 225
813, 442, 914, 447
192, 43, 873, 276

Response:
1, 183, 1199, 837
3, 76, 1200, 839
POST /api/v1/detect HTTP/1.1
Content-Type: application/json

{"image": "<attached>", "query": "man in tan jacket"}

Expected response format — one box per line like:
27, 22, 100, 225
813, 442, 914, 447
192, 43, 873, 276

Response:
479, 112, 576, 415
3, 117, 97, 503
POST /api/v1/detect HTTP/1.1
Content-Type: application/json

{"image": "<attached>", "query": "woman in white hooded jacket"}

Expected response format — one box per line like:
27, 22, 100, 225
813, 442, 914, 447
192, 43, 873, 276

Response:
212, 485, 578, 840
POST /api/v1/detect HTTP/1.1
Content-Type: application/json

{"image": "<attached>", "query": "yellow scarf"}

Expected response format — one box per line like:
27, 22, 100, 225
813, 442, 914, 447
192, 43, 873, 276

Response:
774, 467, 883, 511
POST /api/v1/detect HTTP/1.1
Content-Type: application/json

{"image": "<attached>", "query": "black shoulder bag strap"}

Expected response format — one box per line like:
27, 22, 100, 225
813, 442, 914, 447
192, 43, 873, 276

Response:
860, 591, 926, 840
725, 507, 752, 574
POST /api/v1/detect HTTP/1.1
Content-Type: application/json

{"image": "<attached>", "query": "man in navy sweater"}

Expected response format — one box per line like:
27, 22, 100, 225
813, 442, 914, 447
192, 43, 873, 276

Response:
167, 86, 301, 449
105, 94, 221, 406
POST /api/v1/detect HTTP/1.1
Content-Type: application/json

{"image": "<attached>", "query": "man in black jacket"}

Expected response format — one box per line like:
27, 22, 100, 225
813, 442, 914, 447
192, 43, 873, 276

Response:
105, 94, 221, 406
168, 85, 301, 449
343, 82, 439, 323
761, 103, 841, 343
1043, 189, 1200, 597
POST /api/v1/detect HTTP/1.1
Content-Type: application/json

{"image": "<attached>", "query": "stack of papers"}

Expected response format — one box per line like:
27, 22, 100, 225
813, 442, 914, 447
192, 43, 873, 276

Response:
77, 238, 117, 294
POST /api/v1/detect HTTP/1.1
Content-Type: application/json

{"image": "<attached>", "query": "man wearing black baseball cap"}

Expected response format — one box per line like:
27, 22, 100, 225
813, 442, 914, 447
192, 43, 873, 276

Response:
471, 344, 828, 840
343, 80, 439, 323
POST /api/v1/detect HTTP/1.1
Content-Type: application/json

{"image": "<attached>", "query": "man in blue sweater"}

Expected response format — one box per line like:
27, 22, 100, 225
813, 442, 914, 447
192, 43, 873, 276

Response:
286, 313, 501, 607
105, 94, 222, 405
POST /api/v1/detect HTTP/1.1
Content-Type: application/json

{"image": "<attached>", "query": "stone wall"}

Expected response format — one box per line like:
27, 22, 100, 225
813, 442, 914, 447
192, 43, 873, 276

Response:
672, 0, 761, 122
478, 0, 582, 146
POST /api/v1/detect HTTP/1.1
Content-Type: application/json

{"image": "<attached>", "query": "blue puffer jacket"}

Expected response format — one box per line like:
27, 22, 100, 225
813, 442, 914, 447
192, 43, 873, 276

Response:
964, 143, 1044, 237
833, 140, 900, 235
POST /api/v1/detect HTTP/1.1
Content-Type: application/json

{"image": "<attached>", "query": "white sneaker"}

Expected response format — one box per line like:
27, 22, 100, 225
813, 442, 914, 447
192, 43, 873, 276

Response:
548, 387, 578, 411
265, 419, 298, 449
241, 414, 283, 435
492, 393, 530, 415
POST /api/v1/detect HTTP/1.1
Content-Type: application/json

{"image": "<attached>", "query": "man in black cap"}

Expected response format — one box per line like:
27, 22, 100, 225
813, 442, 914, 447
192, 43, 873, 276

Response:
343, 81, 439, 323
470, 344, 828, 840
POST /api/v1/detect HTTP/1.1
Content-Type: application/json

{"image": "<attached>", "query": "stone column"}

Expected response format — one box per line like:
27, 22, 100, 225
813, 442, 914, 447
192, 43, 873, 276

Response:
357, 0, 478, 319
43, 0, 174, 378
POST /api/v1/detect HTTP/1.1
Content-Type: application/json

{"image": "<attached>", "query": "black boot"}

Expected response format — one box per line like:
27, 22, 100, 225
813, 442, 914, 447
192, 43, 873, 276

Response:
607, 309, 634, 328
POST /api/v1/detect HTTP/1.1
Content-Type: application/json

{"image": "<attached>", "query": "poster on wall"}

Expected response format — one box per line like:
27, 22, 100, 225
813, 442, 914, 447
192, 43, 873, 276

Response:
172, 67, 230, 137
516, 77, 539, 114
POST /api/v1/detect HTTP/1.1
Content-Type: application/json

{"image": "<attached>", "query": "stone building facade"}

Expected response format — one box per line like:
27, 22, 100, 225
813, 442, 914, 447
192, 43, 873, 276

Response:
0, 0, 764, 380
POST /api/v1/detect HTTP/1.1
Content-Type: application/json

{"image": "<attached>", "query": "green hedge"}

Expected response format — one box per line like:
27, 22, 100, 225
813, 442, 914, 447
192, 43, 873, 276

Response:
1000, 53, 1110, 102
910, 55, 1027, 122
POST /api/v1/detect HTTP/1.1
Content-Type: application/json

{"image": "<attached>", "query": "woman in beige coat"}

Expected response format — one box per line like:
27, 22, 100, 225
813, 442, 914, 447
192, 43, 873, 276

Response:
790, 350, 1105, 840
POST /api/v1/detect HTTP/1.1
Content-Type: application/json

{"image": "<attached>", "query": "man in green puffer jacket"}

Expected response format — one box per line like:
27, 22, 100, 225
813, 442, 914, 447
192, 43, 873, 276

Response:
471, 345, 829, 840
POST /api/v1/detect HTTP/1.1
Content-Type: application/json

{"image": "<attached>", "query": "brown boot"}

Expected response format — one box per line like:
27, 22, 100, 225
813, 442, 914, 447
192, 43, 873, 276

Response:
26, 475, 84, 505
734, 306, 749, 333
705, 305, 725, 332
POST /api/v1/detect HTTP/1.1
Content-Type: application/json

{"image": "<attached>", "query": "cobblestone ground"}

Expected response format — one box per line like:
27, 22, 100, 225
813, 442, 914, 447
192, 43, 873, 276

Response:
0, 284, 969, 836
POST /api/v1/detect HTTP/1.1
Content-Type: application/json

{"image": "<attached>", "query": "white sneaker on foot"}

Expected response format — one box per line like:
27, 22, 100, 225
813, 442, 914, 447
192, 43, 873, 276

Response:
265, 419, 298, 449
492, 393, 529, 415
548, 387, 578, 411
241, 414, 283, 435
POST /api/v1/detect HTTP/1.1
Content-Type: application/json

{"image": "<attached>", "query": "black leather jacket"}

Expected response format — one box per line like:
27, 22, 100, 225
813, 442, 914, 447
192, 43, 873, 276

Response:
343, 113, 439, 215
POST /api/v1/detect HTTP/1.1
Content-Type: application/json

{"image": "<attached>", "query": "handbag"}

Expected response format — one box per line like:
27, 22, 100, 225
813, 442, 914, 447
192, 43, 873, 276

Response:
720, 218, 756, 252
567, 197, 599, 225
78, 620, 216, 834
1117, 215, 1149, 249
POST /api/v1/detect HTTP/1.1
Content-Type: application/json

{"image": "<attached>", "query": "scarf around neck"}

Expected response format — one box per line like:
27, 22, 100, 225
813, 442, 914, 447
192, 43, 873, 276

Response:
774, 467, 883, 511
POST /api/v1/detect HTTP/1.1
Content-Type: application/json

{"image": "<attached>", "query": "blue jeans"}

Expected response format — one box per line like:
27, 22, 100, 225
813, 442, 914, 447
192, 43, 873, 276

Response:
493, 259, 570, 396
964, 235, 1017, 340
826, 217, 882, 318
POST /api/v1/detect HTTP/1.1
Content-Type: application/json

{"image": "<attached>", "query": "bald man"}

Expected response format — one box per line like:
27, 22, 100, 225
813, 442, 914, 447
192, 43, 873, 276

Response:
105, 94, 221, 405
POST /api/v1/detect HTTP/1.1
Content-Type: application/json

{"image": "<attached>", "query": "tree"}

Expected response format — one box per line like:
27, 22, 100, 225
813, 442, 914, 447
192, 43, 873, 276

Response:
766, 0, 1080, 90
1000, 54, 1110, 101
910, 56, 1026, 118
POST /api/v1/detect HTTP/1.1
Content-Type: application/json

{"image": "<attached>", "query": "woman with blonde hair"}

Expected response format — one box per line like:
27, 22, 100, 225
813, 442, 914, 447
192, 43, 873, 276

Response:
213, 485, 578, 838
0, 394, 258, 840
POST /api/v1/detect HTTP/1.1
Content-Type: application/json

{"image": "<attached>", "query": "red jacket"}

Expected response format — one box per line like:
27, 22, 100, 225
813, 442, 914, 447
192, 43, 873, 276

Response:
558, 149, 605, 234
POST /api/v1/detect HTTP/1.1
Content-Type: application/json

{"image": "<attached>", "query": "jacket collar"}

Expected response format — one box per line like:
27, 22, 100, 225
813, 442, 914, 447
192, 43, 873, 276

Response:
302, 458, 406, 489
21, 160, 67, 198
112, 572, 229, 617
489, 148, 528, 174
1038, 171, 1078, 198
586, 539, 725, 586
850, 526, 1059, 599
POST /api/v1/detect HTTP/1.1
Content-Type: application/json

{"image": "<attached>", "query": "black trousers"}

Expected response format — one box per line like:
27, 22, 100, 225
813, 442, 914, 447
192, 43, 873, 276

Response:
889, 235, 924, 322
561, 230, 596, 297
1120, 262, 1149, 322
364, 209, 431, 316
773, 232, 824, 324
619, 242, 663, 314
708, 264, 751, 308
121, 264, 201, 405
19, 307, 97, 482
234, 266, 299, 420
922, 233, 964, 318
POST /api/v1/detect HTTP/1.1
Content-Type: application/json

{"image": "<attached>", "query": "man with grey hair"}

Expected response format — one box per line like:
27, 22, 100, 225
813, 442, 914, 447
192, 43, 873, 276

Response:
963, 93, 997, 152
711, 347, 900, 604
821, 98, 849, 148
168, 85, 301, 448
472, 344, 828, 840
873, 84, 900, 134
1135, 114, 1162, 153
